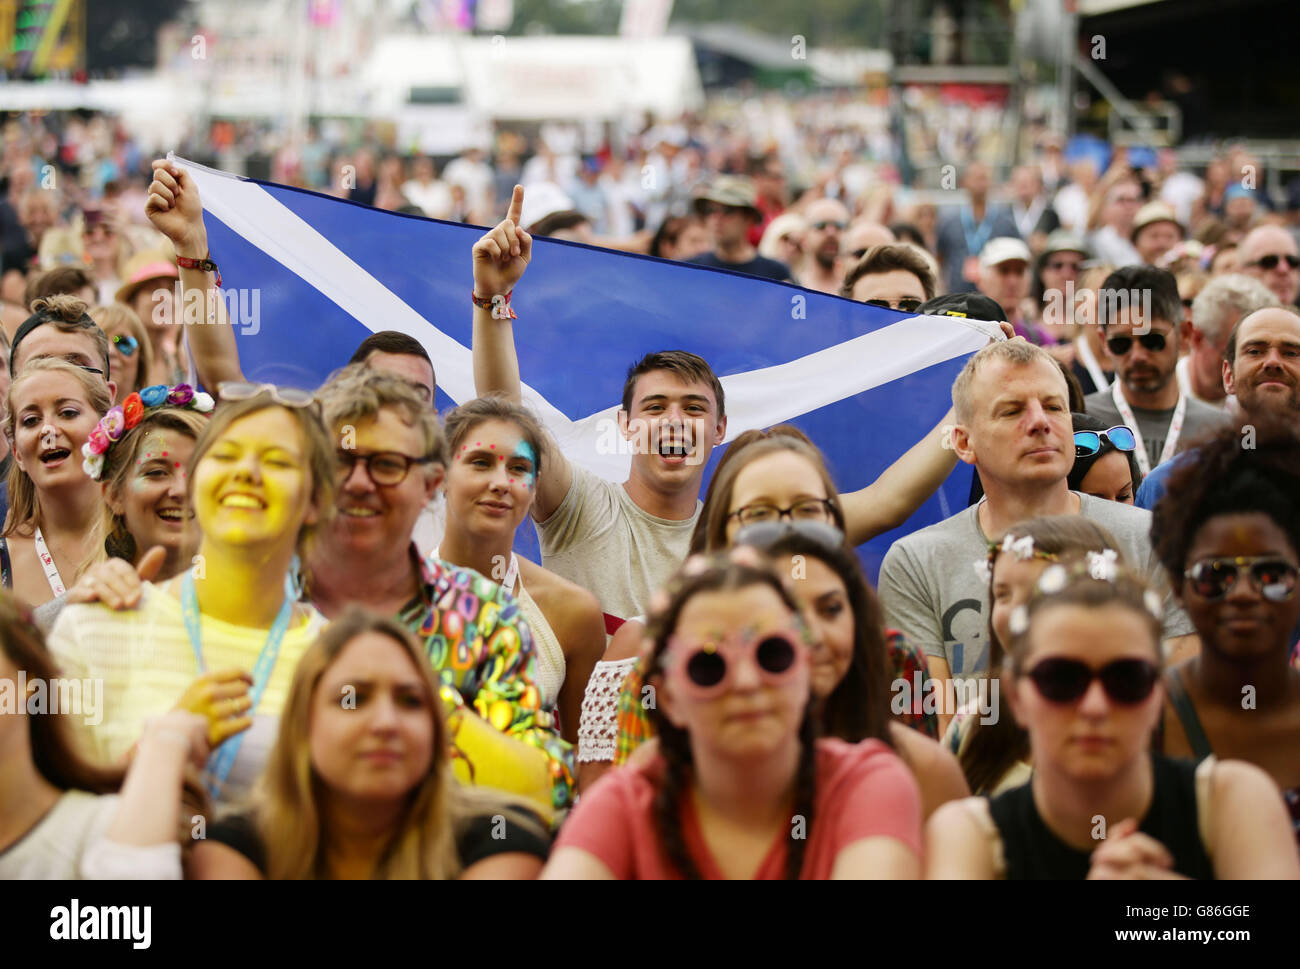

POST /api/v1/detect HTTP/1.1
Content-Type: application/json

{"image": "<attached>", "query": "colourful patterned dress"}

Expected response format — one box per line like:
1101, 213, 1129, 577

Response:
397, 550, 574, 812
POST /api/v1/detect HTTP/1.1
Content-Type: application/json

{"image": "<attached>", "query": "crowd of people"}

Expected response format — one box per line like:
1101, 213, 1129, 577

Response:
0, 101, 1298, 881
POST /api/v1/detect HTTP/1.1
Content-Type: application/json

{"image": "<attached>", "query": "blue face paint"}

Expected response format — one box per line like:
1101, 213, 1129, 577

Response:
511, 439, 537, 488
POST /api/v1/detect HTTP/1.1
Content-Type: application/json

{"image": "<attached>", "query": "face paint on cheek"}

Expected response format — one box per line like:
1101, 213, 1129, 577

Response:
511, 439, 537, 489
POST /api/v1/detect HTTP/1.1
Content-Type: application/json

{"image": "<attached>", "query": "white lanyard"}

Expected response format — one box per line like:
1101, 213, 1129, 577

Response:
1110, 382, 1187, 477
432, 546, 519, 594
1077, 337, 1110, 392
33, 527, 66, 597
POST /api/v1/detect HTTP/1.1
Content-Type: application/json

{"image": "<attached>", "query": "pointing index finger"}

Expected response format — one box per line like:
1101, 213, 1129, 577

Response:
505, 184, 524, 227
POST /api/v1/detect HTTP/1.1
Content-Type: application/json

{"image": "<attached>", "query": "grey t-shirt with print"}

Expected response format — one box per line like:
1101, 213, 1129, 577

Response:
877, 492, 1194, 678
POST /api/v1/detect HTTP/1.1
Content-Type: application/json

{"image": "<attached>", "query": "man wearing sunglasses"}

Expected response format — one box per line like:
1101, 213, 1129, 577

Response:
1137, 306, 1300, 510
879, 338, 1198, 733
1082, 266, 1229, 476
796, 198, 851, 295
686, 177, 794, 283
1237, 225, 1300, 307
839, 243, 936, 311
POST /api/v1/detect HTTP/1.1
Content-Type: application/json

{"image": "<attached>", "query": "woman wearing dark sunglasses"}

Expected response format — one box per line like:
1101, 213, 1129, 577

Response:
926, 563, 1299, 878
544, 553, 922, 879
1067, 412, 1142, 505
1151, 423, 1300, 846
92, 303, 153, 407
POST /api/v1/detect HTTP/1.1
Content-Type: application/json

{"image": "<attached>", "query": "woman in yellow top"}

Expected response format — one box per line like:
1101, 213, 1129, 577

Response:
48, 383, 337, 806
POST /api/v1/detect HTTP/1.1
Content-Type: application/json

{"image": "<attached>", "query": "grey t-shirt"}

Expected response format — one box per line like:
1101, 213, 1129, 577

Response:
538, 463, 699, 624
877, 492, 1194, 678
1082, 388, 1230, 471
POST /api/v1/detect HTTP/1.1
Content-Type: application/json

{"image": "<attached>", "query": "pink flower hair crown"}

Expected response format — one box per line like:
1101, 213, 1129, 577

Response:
81, 383, 215, 481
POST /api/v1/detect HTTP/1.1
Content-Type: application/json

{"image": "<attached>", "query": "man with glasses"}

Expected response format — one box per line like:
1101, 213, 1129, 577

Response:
840, 243, 936, 310
309, 365, 573, 808
686, 177, 793, 283
1083, 266, 1230, 474
1178, 274, 1277, 409
797, 197, 851, 294
1237, 225, 1300, 307
878, 339, 1198, 735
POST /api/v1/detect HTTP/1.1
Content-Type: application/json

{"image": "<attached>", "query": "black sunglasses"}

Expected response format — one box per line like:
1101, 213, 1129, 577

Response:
864, 297, 924, 313
1106, 332, 1167, 356
1183, 556, 1299, 602
811, 220, 847, 232
1026, 656, 1160, 705
1249, 254, 1300, 271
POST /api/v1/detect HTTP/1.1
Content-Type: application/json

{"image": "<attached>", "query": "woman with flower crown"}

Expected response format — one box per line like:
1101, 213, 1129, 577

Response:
21, 383, 216, 633
1, 359, 111, 610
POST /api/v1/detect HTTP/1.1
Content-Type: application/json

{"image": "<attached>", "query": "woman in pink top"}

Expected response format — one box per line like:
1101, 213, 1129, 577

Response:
543, 553, 922, 879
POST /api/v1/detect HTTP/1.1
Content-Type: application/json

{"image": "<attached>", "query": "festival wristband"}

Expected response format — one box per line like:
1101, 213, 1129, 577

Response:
471, 289, 517, 320
176, 253, 222, 288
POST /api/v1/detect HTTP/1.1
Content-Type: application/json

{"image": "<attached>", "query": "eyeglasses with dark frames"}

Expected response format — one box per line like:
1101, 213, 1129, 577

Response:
335, 449, 436, 487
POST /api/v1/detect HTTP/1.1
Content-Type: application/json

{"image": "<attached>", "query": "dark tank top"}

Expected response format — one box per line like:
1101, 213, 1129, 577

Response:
987, 754, 1214, 880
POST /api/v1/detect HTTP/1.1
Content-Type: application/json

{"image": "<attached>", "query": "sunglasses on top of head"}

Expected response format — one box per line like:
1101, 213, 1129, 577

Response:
1183, 555, 1300, 602
665, 628, 807, 699
1025, 656, 1160, 705
1106, 332, 1167, 356
1074, 425, 1137, 457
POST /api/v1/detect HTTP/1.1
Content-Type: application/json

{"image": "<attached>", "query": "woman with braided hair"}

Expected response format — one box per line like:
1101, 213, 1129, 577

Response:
543, 552, 921, 879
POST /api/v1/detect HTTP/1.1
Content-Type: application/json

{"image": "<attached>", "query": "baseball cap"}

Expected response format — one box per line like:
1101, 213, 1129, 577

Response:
917, 292, 1009, 323
979, 237, 1031, 269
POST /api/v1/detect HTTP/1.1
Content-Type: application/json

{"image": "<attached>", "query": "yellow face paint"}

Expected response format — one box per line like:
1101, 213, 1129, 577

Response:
192, 408, 315, 552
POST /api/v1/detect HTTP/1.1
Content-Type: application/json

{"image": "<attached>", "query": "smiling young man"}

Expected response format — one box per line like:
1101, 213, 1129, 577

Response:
472, 187, 984, 629
1083, 266, 1230, 476
878, 340, 1197, 735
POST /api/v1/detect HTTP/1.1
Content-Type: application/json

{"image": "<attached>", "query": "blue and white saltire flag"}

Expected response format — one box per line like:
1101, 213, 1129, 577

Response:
180, 156, 996, 581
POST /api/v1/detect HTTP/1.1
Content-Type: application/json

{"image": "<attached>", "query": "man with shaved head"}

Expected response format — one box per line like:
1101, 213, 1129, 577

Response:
798, 197, 851, 293
1237, 225, 1300, 307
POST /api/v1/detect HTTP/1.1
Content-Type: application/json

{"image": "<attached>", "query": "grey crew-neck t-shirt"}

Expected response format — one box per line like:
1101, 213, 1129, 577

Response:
538, 463, 699, 624
1082, 389, 1230, 471
877, 492, 1194, 678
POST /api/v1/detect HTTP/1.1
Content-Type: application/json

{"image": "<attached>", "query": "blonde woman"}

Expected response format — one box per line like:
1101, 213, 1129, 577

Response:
1, 358, 111, 607
191, 607, 550, 879
48, 385, 335, 806
91, 303, 154, 406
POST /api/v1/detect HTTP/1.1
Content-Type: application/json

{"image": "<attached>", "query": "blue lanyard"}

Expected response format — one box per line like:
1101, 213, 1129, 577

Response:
961, 206, 995, 257
181, 569, 293, 800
